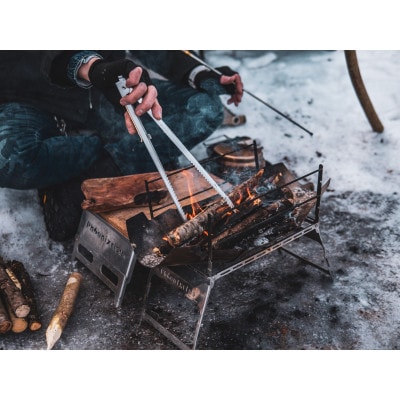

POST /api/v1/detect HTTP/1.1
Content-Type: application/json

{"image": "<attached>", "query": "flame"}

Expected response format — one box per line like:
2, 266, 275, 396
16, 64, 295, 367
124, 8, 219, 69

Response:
234, 185, 261, 208
182, 170, 204, 219
273, 172, 283, 185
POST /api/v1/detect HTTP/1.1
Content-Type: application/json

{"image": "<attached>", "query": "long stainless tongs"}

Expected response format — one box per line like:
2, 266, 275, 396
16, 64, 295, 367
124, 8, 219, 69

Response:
115, 76, 235, 222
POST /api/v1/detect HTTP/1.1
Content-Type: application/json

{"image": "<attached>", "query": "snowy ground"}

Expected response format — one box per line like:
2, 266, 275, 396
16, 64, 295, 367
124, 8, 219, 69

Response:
1, 50, 399, 395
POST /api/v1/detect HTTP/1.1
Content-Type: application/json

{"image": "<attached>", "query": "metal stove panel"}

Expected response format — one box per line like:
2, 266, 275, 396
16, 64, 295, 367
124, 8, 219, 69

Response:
72, 211, 136, 307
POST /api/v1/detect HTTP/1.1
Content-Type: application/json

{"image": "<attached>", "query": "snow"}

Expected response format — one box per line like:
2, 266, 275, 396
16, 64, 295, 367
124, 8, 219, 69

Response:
1, 50, 399, 396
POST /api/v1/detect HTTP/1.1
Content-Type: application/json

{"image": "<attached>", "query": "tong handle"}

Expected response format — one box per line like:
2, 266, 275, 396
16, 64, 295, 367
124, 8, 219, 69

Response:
115, 76, 187, 221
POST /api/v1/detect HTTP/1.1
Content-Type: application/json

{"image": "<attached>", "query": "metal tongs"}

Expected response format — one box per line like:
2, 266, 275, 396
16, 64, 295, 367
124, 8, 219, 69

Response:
115, 76, 235, 221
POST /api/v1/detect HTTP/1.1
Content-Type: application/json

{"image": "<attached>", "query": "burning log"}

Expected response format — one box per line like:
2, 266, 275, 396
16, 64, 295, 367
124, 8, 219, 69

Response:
0, 295, 12, 333
210, 198, 291, 249
46, 272, 83, 350
164, 169, 269, 247
0, 262, 30, 318
6, 260, 42, 331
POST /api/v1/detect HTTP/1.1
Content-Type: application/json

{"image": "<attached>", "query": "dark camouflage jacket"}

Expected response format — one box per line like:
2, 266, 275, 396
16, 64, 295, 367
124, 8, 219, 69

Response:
0, 50, 200, 123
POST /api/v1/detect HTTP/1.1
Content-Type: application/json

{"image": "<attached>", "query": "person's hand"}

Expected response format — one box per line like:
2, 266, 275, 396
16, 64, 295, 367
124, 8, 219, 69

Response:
192, 65, 244, 106
217, 67, 244, 106
119, 66, 162, 134
88, 59, 162, 134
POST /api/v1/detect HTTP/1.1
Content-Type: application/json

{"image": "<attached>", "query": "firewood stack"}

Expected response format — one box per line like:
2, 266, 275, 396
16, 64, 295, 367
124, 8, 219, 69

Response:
0, 257, 41, 334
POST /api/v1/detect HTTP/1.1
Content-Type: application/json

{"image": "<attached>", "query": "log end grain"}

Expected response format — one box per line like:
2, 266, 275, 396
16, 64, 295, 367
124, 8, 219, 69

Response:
15, 304, 30, 318
11, 317, 28, 333
0, 320, 12, 334
29, 321, 42, 332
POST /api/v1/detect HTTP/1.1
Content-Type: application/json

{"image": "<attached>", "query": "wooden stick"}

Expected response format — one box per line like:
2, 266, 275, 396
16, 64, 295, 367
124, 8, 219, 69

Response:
0, 295, 12, 334
345, 50, 384, 133
7, 260, 42, 331
0, 264, 30, 318
46, 272, 83, 350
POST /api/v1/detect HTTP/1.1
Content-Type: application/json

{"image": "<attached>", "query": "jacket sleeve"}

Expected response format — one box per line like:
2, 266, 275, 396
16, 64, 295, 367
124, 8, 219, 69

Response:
131, 50, 202, 86
40, 50, 114, 88
41, 51, 77, 87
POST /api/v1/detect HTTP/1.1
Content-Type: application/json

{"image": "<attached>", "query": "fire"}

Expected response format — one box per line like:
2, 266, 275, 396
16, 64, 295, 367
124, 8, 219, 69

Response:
235, 186, 261, 208
182, 170, 204, 219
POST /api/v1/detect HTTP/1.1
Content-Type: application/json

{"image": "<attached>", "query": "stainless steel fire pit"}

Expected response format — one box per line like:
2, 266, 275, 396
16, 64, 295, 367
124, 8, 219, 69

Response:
72, 136, 332, 349
138, 162, 332, 349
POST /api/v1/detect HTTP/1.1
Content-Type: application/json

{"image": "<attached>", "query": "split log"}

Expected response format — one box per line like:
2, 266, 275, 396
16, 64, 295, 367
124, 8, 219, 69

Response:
81, 168, 229, 214
0, 264, 30, 318
0, 295, 12, 333
81, 171, 167, 213
7, 260, 42, 331
164, 169, 268, 247
46, 272, 83, 350
6, 302, 28, 333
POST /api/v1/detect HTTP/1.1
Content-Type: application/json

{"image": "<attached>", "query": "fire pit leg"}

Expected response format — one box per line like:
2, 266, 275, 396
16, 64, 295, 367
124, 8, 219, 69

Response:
279, 225, 333, 279
139, 269, 191, 350
139, 267, 213, 350
191, 282, 213, 350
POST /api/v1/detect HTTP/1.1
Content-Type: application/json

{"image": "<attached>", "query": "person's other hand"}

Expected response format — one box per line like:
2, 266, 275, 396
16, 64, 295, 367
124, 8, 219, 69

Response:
218, 67, 244, 106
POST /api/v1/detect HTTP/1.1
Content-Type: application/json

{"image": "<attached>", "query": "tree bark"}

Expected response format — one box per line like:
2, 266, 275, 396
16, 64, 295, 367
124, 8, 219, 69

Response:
46, 272, 83, 350
0, 295, 12, 334
0, 264, 30, 318
345, 50, 384, 133
7, 260, 42, 331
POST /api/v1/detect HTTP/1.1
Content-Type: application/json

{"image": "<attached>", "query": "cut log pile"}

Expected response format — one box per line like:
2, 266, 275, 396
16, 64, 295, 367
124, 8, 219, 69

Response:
0, 257, 41, 334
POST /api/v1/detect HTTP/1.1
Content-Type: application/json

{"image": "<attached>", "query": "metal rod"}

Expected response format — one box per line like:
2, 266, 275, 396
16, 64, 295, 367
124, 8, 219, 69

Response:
146, 109, 236, 210
115, 76, 187, 221
315, 164, 323, 223
182, 50, 314, 137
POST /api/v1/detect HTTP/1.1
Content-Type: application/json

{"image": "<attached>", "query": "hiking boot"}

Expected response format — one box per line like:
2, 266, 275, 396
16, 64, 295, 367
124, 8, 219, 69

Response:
39, 150, 121, 242
38, 177, 84, 242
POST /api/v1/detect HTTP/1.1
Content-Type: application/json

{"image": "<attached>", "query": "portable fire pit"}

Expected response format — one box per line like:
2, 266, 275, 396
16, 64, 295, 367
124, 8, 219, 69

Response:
73, 136, 331, 349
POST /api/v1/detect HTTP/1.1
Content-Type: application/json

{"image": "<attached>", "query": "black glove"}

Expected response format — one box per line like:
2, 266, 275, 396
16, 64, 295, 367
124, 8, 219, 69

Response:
88, 58, 153, 110
193, 66, 237, 95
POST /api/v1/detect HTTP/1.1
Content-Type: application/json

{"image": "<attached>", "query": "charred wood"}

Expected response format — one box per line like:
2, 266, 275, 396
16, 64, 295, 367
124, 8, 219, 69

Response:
210, 198, 291, 249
